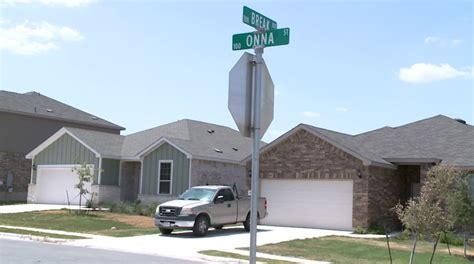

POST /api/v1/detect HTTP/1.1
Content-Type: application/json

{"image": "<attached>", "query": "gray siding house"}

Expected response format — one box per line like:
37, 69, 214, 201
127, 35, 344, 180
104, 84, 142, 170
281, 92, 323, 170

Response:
26, 119, 254, 205
0, 90, 124, 201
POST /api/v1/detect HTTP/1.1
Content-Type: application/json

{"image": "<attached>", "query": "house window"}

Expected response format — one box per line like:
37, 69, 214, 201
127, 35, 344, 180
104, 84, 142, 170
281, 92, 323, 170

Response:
158, 161, 173, 194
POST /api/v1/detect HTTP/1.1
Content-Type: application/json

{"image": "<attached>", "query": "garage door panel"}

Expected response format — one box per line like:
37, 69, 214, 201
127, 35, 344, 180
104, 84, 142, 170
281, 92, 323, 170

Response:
36, 166, 92, 205
260, 179, 353, 230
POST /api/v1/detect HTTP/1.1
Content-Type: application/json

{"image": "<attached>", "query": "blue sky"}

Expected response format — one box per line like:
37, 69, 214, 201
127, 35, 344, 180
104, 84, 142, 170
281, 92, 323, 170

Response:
1, 0, 472, 142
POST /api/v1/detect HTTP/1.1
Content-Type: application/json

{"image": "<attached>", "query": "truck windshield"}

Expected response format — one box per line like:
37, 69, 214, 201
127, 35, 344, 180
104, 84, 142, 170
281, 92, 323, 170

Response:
178, 188, 216, 202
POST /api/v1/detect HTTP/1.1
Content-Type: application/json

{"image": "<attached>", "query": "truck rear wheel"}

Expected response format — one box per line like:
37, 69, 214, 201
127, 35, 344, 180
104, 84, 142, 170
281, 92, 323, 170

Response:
193, 215, 209, 237
159, 228, 173, 235
243, 213, 250, 232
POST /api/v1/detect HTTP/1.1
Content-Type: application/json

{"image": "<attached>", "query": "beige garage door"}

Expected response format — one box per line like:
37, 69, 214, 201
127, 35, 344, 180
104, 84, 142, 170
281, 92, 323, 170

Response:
260, 179, 353, 230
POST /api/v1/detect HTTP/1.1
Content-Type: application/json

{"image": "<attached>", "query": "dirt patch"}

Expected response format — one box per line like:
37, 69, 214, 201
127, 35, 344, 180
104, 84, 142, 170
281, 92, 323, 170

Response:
323, 236, 473, 257
96, 212, 155, 228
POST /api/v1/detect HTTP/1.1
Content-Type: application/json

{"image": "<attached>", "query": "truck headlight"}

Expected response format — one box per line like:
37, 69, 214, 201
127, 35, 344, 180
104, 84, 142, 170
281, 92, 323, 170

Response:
180, 207, 193, 216
155, 206, 160, 214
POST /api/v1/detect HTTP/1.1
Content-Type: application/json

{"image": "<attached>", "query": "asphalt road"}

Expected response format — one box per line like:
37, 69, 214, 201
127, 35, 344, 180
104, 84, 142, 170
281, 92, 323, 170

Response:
0, 239, 200, 264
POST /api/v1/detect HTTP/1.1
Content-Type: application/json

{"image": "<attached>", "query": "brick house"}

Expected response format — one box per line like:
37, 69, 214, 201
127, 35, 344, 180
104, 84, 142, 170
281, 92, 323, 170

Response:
0, 90, 124, 201
244, 115, 474, 231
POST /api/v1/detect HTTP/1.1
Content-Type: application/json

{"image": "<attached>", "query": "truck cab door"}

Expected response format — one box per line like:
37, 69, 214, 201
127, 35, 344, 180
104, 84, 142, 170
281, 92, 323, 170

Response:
210, 189, 237, 225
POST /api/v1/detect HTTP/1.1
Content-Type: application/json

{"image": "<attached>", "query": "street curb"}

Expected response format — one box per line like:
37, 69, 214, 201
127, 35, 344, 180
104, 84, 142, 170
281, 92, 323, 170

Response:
0, 232, 71, 243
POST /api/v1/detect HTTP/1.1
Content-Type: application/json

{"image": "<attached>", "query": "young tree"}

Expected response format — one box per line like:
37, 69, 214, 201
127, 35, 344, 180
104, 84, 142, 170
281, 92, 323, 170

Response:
72, 163, 94, 210
395, 165, 473, 262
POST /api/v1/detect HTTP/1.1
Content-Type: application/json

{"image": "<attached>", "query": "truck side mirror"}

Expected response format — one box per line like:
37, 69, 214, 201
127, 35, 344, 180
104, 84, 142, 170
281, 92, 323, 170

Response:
215, 195, 224, 204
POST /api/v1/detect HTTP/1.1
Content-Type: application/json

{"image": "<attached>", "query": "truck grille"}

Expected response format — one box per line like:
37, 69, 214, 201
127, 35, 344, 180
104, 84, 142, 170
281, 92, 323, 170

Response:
159, 206, 181, 217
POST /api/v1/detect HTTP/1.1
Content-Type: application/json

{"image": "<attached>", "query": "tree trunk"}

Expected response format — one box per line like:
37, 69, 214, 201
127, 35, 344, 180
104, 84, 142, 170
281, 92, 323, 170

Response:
79, 190, 82, 209
409, 231, 418, 264
444, 232, 451, 256
385, 226, 392, 264
464, 232, 468, 258
429, 233, 441, 264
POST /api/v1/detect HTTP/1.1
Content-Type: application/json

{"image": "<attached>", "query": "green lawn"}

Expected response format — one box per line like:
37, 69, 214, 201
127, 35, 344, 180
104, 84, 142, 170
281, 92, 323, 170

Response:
0, 227, 87, 239
254, 236, 472, 264
0, 210, 159, 237
199, 250, 293, 264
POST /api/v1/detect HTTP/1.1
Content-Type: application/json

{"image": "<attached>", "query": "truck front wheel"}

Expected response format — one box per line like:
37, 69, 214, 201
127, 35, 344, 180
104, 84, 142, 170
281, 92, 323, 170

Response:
193, 215, 209, 237
159, 228, 173, 235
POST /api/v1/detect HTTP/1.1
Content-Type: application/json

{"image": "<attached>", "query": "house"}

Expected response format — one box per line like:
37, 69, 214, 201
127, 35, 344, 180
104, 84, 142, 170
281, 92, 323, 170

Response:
244, 115, 474, 231
25, 119, 254, 205
0, 90, 124, 201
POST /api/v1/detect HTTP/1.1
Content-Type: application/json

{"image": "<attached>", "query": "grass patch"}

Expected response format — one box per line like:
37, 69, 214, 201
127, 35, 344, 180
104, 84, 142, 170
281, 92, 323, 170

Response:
199, 250, 293, 264
0, 227, 86, 239
254, 236, 472, 264
0, 210, 159, 237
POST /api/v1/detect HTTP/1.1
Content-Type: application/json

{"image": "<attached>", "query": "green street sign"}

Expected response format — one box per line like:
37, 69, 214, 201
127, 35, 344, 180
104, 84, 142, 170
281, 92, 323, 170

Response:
232, 28, 290, 51
242, 6, 277, 31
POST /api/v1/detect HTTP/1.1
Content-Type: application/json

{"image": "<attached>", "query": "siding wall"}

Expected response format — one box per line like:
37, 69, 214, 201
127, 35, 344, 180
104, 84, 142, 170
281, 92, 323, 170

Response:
470, 174, 474, 201
101, 159, 120, 186
0, 111, 121, 154
141, 142, 189, 196
32, 134, 100, 184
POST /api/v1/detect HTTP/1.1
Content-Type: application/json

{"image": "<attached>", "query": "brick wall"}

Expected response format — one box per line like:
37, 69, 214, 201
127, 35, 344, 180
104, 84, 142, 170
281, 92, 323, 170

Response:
0, 151, 31, 201
191, 159, 247, 196
248, 129, 373, 229
367, 166, 400, 230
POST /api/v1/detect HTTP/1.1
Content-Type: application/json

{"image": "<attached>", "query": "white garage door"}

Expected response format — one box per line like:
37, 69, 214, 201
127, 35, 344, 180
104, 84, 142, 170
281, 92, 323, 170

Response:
36, 165, 92, 205
260, 179, 353, 230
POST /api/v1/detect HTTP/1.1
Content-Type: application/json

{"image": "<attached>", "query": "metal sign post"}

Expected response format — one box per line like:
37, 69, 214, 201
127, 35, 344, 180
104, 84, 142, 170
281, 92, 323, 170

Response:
229, 6, 289, 264
249, 46, 263, 264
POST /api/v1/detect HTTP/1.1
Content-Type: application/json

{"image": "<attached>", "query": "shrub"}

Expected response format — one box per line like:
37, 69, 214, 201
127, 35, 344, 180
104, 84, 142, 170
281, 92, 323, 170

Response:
440, 232, 464, 246
102, 201, 159, 216
367, 225, 385, 235
353, 226, 367, 234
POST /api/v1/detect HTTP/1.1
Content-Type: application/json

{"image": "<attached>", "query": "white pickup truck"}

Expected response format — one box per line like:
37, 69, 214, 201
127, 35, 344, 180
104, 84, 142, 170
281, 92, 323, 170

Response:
155, 185, 267, 237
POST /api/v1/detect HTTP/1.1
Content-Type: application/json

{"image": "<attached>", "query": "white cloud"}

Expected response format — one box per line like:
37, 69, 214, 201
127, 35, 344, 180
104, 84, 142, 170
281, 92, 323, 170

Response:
336, 107, 348, 112
301, 111, 321, 118
3, 0, 93, 7
399, 63, 471, 84
424, 36, 441, 44
424, 36, 462, 46
0, 20, 84, 55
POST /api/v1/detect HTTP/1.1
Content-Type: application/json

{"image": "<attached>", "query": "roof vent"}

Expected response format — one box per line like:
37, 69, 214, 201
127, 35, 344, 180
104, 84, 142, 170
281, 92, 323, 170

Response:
207, 129, 215, 134
232, 147, 238, 151
46, 108, 54, 113
214, 148, 223, 153
454, 118, 466, 125
91, 116, 99, 120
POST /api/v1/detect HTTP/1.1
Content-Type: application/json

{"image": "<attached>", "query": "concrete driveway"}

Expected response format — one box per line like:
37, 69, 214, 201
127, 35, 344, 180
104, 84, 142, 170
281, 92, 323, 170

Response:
65, 225, 350, 262
0, 204, 82, 214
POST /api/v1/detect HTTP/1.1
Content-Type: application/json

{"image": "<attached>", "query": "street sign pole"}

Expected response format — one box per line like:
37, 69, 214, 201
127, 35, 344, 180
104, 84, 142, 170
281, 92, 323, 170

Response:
230, 6, 287, 264
249, 46, 263, 264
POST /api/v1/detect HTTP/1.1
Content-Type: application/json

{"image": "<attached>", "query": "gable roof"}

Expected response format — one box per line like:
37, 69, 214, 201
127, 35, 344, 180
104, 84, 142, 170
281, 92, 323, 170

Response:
121, 119, 257, 162
0, 90, 125, 131
242, 124, 396, 168
244, 115, 473, 169
27, 119, 258, 164
354, 115, 474, 167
